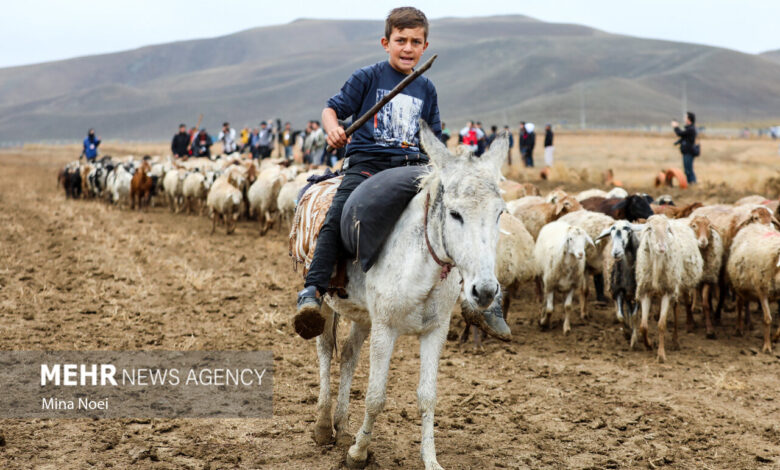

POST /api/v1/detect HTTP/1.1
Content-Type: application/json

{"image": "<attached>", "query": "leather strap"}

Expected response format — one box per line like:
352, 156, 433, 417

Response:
424, 191, 454, 280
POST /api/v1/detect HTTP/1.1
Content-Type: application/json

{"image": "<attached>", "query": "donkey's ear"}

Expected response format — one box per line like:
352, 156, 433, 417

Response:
419, 119, 450, 169
480, 131, 508, 177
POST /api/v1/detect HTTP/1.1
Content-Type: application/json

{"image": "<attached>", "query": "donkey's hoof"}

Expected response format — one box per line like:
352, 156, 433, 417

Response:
312, 424, 334, 446
345, 450, 371, 469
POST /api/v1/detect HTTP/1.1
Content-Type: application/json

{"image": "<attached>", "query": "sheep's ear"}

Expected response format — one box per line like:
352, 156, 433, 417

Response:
596, 227, 611, 242
419, 120, 450, 170
585, 234, 595, 247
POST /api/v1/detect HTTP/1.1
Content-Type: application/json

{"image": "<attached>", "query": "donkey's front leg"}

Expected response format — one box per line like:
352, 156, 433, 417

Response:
313, 306, 337, 445
418, 325, 448, 470
346, 325, 398, 469
334, 321, 370, 447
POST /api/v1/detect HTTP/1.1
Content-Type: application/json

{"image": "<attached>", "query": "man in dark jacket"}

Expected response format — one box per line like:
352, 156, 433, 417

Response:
673, 111, 697, 184
520, 122, 536, 167
171, 124, 189, 158
543, 124, 554, 167
504, 125, 514, 165
193, 129, 213, 158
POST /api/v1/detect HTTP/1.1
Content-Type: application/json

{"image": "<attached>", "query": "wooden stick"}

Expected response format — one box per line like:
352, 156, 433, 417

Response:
325, 54, 438, 153
187, 114, 204, 151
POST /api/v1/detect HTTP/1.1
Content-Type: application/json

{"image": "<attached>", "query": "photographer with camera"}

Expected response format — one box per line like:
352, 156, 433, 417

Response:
672, 111, 698, 184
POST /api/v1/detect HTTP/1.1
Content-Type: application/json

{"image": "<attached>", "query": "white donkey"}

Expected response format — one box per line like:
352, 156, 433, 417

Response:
310, 121, 507, 469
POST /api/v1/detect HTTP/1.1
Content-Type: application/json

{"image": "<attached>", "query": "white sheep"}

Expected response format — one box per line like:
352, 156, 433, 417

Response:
635, 215, 703, 362
207, 168, 245, 235
605, 187, 628, 199
576, 188, 608, 201
248, 165, 288, 235
109, 164, 133, 208
726, 223, 780, 353
163, 168, 187, 213
534, 221, 594, 334
182, 171, 216, 215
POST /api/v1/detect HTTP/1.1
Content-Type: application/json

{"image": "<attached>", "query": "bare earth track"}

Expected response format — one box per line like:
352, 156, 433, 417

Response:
1, 146, 779, 469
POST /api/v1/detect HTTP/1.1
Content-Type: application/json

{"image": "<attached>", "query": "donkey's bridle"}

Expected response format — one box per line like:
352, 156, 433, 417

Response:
424, 190, 454, 280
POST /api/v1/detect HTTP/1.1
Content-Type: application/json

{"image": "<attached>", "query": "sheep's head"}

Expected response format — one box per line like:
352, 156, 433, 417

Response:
689, 215, 714, 249
554, 195, 581, 217
598, 220, 641, 260
563, 225, 593, 261
644, 215, 673, 254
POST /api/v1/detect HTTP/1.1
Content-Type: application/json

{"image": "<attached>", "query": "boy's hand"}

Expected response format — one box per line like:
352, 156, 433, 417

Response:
671, 120, 679, 128
326, 127, 348, 149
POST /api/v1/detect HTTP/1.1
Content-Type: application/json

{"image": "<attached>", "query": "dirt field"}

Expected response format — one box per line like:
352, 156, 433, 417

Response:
1, 138, 779, 469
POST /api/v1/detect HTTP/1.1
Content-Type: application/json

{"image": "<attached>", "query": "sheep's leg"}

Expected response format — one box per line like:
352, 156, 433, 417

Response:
702, 284, 715, 339
657, 294, 671, 363
534, 276, 543, 303
417, 326, 448, 470
539, 291, 554, 328
472, 325, 484, 352
744, 301, 754, 332
615, 293, 624, 322
713, 273, 726, 324
563, 290, 574, 335
313, 307, 337, 446
686, 288, 697, 333
639, 295, 652, 350
760, 296, 773, 354
579, 281, 588, 321
211, 212, 217, 234
502, 284, 514, 319
671, 301, 680, 351
334, 322, 369, 448
346, 326, 398, 468
735, 297, 744, 336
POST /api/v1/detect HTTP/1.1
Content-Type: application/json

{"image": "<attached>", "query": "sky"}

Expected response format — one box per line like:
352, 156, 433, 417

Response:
2, 0, 779, 68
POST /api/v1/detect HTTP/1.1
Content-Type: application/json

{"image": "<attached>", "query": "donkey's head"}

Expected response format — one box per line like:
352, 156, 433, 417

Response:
419, 120, 507, 309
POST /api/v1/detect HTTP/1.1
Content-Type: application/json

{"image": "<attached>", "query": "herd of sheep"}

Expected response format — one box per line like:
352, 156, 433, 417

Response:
57, 154, 780, 362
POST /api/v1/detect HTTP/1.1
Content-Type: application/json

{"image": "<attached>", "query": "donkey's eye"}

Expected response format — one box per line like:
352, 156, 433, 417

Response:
449, 210, 463, 223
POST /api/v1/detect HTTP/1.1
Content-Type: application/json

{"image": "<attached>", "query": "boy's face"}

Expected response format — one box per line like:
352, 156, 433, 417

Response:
381, 26, 428, 74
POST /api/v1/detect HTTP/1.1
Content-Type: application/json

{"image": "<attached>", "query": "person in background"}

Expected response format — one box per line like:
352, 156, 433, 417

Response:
193, 129, 213, 158
520, 122, 536, 167
82, 128, 101, 162
218, 122, 238, 154
187, 127, 198, 156
504, 125, 514, 165
304, 121, 326, 165
475, 121, 487, 156
249, 128, 261, 160
240, 127, 250, 153
486, 125, 498, 149
673, 111, 697, 184
543, 124, 554, 167
439, 121, 451, 146
459, 121, 482, 153
280, 122, 295, 161
256, 121, 274, 159
171, 123, 189, 158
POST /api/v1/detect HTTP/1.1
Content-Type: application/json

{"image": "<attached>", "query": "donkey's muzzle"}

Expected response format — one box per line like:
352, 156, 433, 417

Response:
471, 281, 499, 309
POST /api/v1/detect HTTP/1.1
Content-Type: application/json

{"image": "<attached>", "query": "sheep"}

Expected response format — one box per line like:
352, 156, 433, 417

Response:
248, 164, 290, 235
130, 161, 154, 211
685, 215, 724, 338
507, 194, 582, 240
558, 210, 616, 304
534, 221, 594, 334
580, 194, 654, 221
498, 180, 539, 201
163, 168, 187, 213
652, 201, 703, 219
634, 215, 703, 362
206, 169, 245, 235
182, 171, 216, 215
460, 213, 536, 348
605, 187, 628, 199
726, 223, 780, 353
597, 221, 642, 336
544, 187, 569, 204
735, 195, 770, 206
657, 194, 675, 206
576, 188, 608, 201
109, 164, 133, 208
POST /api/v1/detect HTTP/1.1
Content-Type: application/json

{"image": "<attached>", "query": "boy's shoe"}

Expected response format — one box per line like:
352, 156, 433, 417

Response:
294, 286, 325, 340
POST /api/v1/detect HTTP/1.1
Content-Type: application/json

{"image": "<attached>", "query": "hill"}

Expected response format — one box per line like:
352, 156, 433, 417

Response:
2, 15, 780, 142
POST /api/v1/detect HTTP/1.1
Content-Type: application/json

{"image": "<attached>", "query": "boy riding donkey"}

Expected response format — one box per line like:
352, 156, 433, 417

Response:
294, 7, 510, 341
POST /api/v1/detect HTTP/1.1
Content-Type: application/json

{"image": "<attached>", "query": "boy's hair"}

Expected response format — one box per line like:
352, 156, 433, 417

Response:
385, 7, 429, 40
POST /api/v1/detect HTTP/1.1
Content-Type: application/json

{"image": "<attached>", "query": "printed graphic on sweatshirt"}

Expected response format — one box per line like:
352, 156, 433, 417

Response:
373, 89, 422, 149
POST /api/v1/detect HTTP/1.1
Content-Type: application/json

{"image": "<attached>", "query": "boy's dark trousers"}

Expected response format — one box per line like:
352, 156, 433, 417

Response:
304, 155, 421, 292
